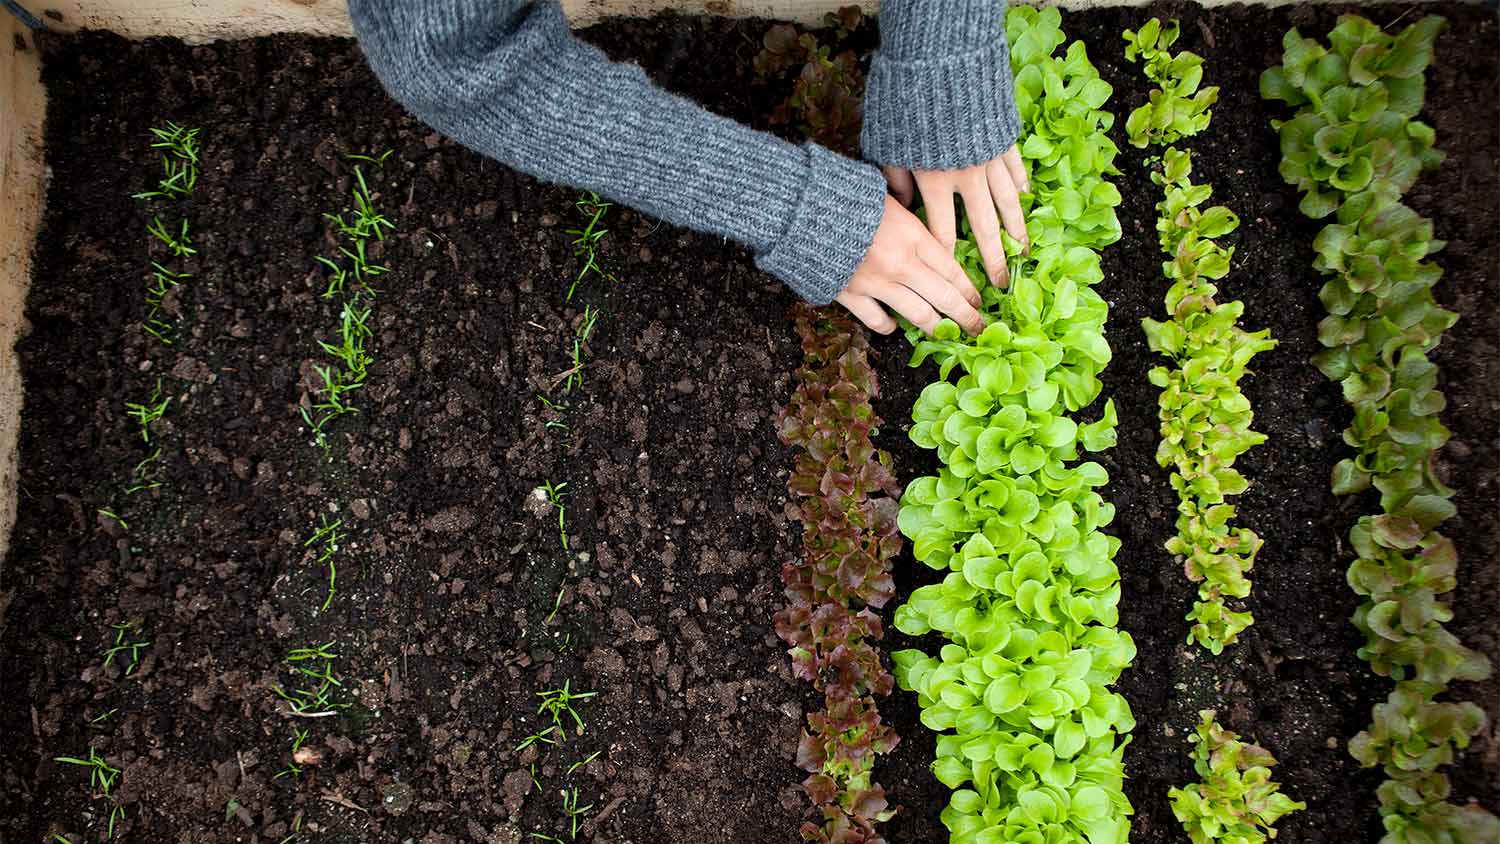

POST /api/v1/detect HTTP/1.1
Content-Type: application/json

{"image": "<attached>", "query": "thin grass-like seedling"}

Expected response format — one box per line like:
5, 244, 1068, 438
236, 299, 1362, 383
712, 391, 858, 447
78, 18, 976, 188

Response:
97, 509, 128, 531
275, 643, 349, 716
567, 751, 601, 774
565, 192, 615, 300
561, 787, 594, 840
134, 123, 201, 199
515, 725, 558, 752
315, 256, 350, 299
540, 481, 569, 551
276, 814, 304, 844
126, 447, 164, 494
536, 680, 596, 735
102, 620, 150, 675
561, 306, 600, 394
53, 747, 121, 796
305, 516, 344, 612
146, 216, 196, 257
125, 379, 170, 443
343, 149, 394, 166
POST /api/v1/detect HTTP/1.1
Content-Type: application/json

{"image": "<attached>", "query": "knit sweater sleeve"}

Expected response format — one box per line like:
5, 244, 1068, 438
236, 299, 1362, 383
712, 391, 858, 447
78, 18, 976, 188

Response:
861, 0, 1021, 170
347, 0, 887, 305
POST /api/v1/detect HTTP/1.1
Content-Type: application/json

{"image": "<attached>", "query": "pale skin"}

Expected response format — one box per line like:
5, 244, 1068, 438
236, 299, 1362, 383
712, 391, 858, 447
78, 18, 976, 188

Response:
837, 145, 1032, 337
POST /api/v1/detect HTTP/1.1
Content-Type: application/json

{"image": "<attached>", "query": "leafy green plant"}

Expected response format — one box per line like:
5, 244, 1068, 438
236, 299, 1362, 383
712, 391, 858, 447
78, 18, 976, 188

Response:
1122, 18, 1218, 147
775, 306, 901, 844
890, 9, 1135, 843
1262, 15, 1496, 844
1260, 16, 1445, 218
565, 193, 615, 301
754, 7, 867, 157
1168, 711, 1305, 844
1128, 30, 1277, 653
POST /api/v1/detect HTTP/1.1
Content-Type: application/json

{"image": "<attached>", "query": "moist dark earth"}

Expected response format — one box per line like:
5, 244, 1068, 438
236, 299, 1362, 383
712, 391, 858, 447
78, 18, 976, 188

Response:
1, 4, 1494, 844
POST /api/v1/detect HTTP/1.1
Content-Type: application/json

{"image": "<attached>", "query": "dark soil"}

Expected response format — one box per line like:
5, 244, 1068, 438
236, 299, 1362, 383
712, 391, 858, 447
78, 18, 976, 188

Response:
1, 5, 1494, 844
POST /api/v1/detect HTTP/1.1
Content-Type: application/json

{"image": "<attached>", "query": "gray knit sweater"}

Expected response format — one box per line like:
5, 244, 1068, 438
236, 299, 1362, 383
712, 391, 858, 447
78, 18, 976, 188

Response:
348, 0, 1018, 305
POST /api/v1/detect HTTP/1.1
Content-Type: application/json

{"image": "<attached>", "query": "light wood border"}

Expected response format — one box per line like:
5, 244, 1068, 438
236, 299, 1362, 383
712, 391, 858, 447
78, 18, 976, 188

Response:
0, 14, 46, 565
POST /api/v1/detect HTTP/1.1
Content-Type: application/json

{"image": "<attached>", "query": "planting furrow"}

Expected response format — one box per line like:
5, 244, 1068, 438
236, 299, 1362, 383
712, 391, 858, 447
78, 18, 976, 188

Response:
1122, 18, 1277, 656
57, 122, 208, 840
1261, 14, 1498, 842
775, 305, 902, 843
890, 8, 1135, 842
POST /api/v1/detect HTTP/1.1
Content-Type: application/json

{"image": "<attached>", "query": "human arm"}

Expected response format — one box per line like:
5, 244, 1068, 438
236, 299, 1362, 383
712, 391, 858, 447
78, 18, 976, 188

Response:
346, 0, 983, 334
862, 0, 1031, 288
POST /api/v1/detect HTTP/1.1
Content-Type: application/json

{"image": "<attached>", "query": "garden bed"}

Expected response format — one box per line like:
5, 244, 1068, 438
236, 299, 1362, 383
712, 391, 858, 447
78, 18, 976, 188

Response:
0, 3, 1495, 843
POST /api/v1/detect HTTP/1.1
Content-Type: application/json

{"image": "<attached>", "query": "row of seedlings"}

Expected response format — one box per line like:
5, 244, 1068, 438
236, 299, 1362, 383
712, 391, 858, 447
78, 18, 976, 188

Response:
890, 8, 1136, 843
55, 122, 205, 842
1122, 18, 1278, 655
1121, 19, 1302, 843
1261, 14, 1497, 843
520, 189, 621, 843
269, 152, 400, 792
774, 305, 903, 842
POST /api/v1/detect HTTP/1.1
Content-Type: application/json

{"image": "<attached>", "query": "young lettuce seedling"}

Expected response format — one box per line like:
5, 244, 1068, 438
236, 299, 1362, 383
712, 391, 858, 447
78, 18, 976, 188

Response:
1122, 18, 1219, 147
1168, 711, 1305, 844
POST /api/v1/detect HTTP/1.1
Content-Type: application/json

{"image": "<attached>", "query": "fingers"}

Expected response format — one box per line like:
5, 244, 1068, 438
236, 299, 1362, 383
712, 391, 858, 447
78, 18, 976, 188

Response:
883, 165, 915, 208
902, 262, 985, 335
836, 291, 898, 335
960, 180, 1009, 289
878, 281, 941, 336
916, 174, 959, 253
916, 237, 980, 309
986, 160, 1029, 254
1002, 145, 1030, 195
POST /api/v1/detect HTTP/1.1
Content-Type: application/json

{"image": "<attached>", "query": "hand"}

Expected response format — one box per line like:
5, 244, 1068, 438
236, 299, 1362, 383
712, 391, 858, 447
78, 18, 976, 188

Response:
883, 146, 1031, 288
836, 195, 985, 337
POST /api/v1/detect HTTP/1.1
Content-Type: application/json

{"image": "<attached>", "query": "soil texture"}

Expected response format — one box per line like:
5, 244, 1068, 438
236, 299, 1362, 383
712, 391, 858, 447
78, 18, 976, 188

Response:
1, 5, 1495, 844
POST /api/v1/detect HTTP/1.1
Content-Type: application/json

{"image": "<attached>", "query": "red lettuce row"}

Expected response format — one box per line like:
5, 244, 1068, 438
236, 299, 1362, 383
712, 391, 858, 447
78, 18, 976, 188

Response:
775, 305, 903, 844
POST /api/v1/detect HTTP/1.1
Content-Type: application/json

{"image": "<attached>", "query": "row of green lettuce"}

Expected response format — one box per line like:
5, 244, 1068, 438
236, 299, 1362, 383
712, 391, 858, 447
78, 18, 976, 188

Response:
1125, 17, 1278, 656
1123, 18, 1302, 844
1262, 14, 1496, 844
891, 8, 1135, 843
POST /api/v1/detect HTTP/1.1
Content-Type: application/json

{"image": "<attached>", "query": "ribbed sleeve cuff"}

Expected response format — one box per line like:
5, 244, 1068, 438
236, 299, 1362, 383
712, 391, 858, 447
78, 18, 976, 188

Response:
861, 38, 1022, 170
756, 145, 887, 306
